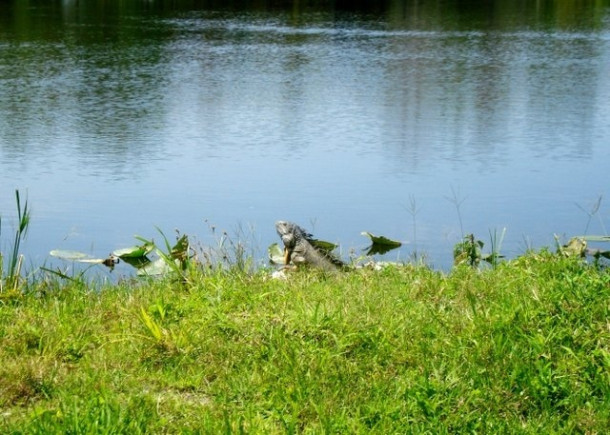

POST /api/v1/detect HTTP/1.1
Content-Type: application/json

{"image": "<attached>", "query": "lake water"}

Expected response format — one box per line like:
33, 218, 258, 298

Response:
1, 0, 609, 276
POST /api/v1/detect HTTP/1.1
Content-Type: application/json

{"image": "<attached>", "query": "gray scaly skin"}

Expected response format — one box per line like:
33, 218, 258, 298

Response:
275, 221, 344, 271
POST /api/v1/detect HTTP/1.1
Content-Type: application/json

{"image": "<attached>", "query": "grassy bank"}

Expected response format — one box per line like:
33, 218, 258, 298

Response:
1, 251, 609, 433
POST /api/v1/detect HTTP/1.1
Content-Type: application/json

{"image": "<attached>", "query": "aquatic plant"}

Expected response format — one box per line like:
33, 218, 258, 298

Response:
361, 231, 402, 255
134, 229, 191, 278
453, 230, 505, 268
555, 234, 610, 268
0, 190, 31, 293
453, 233, 483, 267
50, 230, 190, 280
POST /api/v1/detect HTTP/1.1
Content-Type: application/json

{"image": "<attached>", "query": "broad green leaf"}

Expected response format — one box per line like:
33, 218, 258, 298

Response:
121, 256, 151, 269
112, 242, 154, 259
360, 232, 402, 248
361, 232, 402, 255
365, 243, 402, 256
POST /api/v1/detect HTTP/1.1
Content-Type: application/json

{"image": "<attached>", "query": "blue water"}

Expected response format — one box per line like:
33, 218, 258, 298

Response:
1, 2, 609, 277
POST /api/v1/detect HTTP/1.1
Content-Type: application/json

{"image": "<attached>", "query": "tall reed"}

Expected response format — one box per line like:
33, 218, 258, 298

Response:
0, 190, 31, 292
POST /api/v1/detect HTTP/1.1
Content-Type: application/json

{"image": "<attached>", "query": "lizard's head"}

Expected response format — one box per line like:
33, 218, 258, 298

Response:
276, 220, 306, 265
275, 220, 298, 248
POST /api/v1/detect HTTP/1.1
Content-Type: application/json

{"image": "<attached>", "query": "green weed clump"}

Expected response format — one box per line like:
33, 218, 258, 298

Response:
0, 251, 609, 433
0, 190, 30, 294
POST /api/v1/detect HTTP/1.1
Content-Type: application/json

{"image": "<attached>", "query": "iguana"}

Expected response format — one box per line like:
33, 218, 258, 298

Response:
275, 221, 345, 271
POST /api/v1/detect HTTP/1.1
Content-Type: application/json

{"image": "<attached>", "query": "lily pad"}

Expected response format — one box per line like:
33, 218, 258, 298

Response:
112, 242, 154, 259
49, 250, 118, 269
120, 256, 151, 269
49, 250, 92, 260
361, 232, 402, 248
361, 232, 402, 255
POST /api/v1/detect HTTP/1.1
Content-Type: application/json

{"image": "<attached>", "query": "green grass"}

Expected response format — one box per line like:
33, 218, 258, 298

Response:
0, 251, 609, 433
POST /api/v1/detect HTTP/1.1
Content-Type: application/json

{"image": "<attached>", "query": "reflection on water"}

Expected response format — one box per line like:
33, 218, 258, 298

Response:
1, 0, 609, 273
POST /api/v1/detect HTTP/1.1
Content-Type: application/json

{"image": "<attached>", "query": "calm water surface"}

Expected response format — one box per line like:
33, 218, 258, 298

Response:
1, 1, 609, 275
